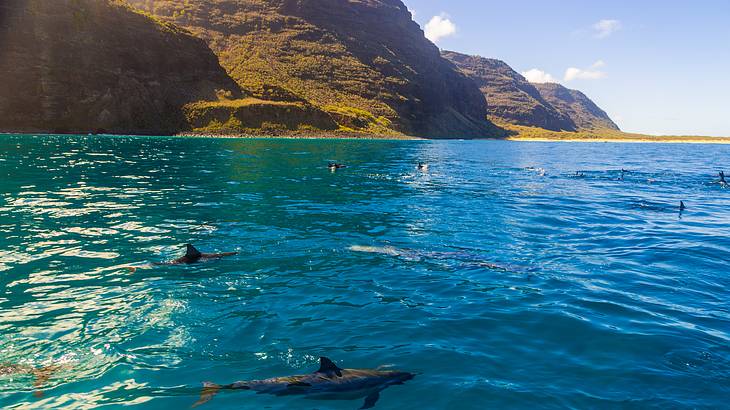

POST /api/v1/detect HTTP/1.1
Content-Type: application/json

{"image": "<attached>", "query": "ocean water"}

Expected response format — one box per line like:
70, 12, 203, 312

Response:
0, 135, 728, 409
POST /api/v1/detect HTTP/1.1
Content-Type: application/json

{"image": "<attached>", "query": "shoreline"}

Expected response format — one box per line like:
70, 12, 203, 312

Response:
493, 121, 730, 144
2, 131, 729, 144
506, 136, 730, 144
175, 130, 423, 140
0, 130, 422, 141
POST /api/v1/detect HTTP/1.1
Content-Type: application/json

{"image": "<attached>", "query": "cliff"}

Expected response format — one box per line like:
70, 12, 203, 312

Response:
534, 83, 620, 131
0, 0, 616, 138
442, 51, 577, 132
0, 0, 244, 135
126, 0, 502, 138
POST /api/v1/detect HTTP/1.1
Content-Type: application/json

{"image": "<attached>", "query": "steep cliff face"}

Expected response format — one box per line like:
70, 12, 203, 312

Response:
126, 0, 501, 138
0, 0, 241, 134
442, 51, 576, 132
534, 83, 620, 131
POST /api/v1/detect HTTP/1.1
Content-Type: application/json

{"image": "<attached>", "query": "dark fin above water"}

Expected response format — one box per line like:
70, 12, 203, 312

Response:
317, 357, 343, 377
360, 391, 381, 409
185, 244, 202, 259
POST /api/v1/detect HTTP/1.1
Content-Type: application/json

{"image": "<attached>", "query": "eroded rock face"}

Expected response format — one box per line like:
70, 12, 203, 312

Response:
126, 0, 501, 138
534, 83, 620, 131
442, 51, 577, 132
443, 51, 619, 132
0, 0, 241, 134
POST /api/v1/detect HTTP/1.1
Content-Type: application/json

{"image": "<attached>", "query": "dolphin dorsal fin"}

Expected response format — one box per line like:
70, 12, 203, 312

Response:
317, 357, 343, 377
185, 244, 202, 259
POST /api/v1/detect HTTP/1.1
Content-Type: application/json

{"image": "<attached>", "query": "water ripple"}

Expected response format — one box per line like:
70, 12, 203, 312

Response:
0, 136, 728, 408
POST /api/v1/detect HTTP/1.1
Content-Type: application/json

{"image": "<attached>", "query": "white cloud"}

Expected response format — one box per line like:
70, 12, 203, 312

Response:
522, 69, 558, 84
523, 60, 607, 84
424, 14, 457, 43
593, 19, 622, 39
564, 66, 607, 82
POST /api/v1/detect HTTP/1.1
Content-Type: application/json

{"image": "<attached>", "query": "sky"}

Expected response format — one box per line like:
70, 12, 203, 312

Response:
403, 0, 730, 136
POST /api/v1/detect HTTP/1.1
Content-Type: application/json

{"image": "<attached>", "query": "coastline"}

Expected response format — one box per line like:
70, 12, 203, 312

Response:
174, 130, 423, 140
506, 136, 730, 144
494, 122, 730, 144
2, 130, 729, 144
0, 130, 422, 141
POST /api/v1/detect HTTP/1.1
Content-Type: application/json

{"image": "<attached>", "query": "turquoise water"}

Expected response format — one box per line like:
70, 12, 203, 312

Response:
1, 135, 729, 409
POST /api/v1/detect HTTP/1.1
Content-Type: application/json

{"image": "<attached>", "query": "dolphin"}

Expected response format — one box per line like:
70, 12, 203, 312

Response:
329, 163, 347, 171
0, 363, 60, 397
348, 245, 529, 273
720, 171, 727, 185
680, 201, 687, 211
348, 245, 402, 257
193, 357, 415, 409
158, 244, 237, 265
125, 244, 237, 272
417, 162, 429, 172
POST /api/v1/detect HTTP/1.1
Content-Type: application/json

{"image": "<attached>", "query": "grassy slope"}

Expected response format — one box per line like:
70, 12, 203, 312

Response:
497, 121, 730, 143
124, 0, 500, 138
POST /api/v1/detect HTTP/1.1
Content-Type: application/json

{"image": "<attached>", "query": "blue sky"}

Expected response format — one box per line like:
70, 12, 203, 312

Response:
403, 0, 730, 136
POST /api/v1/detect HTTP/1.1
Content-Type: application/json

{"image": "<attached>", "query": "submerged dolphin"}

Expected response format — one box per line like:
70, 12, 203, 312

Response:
193, 357, 415, 409
158, 244, 237, 265
349, 245, 402, 257
0, 363, 59, 397
349, 245, 530, 273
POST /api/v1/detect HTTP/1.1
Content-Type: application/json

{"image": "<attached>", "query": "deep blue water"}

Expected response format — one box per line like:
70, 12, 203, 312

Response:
0, 135, 728, 409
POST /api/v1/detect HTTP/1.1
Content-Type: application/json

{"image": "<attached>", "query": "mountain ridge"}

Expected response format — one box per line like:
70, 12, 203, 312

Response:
125, 0, 503, 138
533, 82, 620, 131
441, 51, 577, 132
0, 0, 622, 139
442, 50, 619, 132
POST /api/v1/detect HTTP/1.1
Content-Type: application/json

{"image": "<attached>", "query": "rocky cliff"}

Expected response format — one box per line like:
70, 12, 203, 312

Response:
0, 0, 246, 134
442, 51, 576, 132
126, 0, 501, 138
0, 0, 616, 138
534, 83, 620, 131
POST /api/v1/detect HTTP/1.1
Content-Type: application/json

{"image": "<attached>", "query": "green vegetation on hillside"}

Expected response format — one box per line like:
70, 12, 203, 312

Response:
1, 0, 677, 140
497, 121, 729, 143
125, 0, 499, 138
184, 98, 339, 134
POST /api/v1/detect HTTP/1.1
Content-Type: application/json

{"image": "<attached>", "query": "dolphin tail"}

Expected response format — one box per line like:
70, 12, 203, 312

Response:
360, 390, 381, 409
192, 382, 222, 408
31, 365, 61, 398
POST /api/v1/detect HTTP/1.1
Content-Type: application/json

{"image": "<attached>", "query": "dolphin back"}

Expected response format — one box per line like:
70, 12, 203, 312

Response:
192, 358, 414, 407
